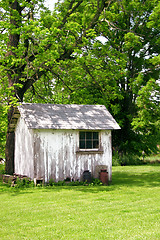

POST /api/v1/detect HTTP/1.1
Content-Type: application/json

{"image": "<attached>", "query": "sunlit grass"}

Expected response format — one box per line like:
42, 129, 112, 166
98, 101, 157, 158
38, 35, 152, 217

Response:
1, 165, 160, 239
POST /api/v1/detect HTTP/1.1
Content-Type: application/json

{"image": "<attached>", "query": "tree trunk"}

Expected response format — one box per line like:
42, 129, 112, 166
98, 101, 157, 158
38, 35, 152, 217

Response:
5, 105, 16, 174
5, 132, 15, 175
4, 1, 21, 174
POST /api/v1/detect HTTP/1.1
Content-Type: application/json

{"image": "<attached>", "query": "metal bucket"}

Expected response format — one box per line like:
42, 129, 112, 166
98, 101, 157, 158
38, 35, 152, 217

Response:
83, 170, 92, 183
99, 169, 108, 185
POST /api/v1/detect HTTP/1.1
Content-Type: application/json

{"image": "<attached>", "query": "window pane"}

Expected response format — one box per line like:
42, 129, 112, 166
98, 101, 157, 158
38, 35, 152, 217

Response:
93, 132, 98, 140
80, 132, 85, 140
86, 140, 92, 149
80, 140, 85, 149
86, 132, 92, 140
93, 140, 99, 148
79, 131, 99, 149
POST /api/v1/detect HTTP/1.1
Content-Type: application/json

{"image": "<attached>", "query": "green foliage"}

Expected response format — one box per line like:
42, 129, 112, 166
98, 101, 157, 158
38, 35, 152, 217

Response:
0, 0, 107, 164
144, 153, 160, 163
48, 178, 103, 186
5, 177, 34, 188
0, 0, 160, 159
14, 178, 34, 188
49, 0, 160, 156
112, 152, 144, 166
90, 178, 103, 186
97, 0, 160, 155
0, 163, 5, 174
132, 79, 160, 155
1, 176, 105, 188
0, 105, 7, 157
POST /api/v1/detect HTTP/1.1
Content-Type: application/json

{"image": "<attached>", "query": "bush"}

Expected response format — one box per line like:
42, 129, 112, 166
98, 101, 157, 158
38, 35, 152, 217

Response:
91, 178, 103, 186
0, 163, 5, 174
112, 152, 144, 166
47, 178, 104, 187
14, 178, 34, 188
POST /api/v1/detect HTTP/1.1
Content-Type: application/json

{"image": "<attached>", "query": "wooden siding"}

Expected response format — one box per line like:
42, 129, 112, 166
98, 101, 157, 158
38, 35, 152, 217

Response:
14, 117, 34, 179
14, 117, 112, 182
33, 129, 112, 182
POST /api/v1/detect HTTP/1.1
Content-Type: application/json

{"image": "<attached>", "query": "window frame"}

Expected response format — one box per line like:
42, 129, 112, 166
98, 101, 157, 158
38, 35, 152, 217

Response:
79, 131, 100, 151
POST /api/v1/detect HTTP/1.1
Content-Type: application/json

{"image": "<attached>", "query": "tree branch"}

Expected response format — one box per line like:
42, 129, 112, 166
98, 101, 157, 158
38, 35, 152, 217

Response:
60, 0, 83, 29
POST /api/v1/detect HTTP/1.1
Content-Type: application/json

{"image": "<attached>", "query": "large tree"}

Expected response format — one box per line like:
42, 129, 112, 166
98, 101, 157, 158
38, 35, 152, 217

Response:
99, 0, 160, 155
47, 0, 160, 156
0, 0, 109, 174
0, 0, 159, 173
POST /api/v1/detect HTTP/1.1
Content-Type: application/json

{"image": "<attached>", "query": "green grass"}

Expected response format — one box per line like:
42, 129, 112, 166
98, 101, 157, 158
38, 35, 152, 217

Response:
1, 165, 160, 239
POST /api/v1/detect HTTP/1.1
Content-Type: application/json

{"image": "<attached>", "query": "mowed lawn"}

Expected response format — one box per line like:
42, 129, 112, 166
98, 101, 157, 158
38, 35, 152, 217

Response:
1, 165, 160, 240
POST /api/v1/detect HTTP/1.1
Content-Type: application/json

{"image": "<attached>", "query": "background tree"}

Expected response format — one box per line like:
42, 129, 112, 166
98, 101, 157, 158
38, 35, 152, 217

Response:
132, 1, 160, 154
100, 0, 160, 155
49, 0, 160, 156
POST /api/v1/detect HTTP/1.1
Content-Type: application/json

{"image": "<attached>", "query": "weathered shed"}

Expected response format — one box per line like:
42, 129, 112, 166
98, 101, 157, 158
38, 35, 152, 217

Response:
11, 103, 120, 183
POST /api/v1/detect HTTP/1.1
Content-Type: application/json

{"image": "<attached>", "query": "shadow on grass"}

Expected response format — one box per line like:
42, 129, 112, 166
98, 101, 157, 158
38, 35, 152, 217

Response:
112, 171, 160, 188
66, 166, 160, 193
42, 168, 160, 194
1, 166, 160, 195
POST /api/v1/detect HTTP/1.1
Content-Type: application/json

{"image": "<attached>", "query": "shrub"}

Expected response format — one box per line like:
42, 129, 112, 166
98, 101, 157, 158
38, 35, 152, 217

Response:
47, 178, 104, 187
112, 152, 144, 166
14, 178, 34, 188
91, 178, 103, 186
0, 163, 5, 174
48, 178, 55, 186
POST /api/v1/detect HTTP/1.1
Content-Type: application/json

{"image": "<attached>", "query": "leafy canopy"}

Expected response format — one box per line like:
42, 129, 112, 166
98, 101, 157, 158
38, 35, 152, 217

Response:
0, 0, 160, 157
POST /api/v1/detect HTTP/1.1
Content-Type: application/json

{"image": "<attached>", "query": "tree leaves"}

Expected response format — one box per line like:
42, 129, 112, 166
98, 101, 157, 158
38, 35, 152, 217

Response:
0, 0, 159, 157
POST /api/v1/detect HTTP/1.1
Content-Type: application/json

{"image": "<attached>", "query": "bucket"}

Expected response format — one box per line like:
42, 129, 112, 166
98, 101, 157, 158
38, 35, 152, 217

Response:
99, 169, 108, 185
83, 170, 92, 183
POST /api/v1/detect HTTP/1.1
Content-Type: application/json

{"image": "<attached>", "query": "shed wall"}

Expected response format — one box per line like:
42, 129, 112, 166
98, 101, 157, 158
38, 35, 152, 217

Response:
14, 117, 34, 178
33, 129, 112, 182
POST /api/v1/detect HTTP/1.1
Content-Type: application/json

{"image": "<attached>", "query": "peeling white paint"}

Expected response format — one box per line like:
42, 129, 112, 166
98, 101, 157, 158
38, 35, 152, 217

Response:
14, 117, 34, 179
14, 117, 112, 182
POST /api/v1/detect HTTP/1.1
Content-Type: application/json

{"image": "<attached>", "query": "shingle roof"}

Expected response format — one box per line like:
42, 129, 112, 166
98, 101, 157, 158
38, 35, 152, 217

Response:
15, 103, 120, 130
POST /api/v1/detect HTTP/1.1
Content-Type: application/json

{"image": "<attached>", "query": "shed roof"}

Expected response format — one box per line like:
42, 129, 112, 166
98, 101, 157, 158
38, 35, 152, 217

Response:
10, 103, 120, 131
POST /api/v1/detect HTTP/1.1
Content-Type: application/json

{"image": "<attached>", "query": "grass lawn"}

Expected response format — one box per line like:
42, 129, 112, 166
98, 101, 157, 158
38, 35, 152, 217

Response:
1, 165, 160, 240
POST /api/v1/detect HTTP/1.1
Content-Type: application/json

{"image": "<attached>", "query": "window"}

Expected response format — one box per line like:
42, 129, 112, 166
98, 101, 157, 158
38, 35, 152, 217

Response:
79, 131, 99, 149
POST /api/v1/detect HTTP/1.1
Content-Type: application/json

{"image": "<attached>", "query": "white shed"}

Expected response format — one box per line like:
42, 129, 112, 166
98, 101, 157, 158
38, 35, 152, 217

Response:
10, 103, 120, 183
